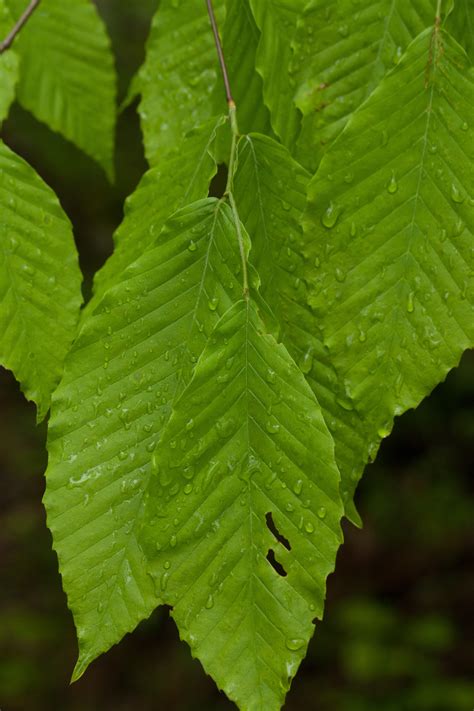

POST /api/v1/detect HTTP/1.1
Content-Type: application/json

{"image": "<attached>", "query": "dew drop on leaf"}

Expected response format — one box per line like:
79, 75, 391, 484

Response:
387, 172, 398, 194
265, 419, 280, 435
293, 479, 303, 496
321, 202, 340, 229
450, 183, 464, 204
286, 638, 305, 651
266, 368, 276, 383
317, 507, 327, 519
298, 347, 314, 375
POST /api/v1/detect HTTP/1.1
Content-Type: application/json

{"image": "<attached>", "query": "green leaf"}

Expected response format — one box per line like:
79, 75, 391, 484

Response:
6, 0, 116, 178
142, 299, 343, 711
0, 140, 82, 419
446, 0, 474, 61
0, 0, 19, 122
292, 0, 435, 171
136, 0, 225, 166
220, 0, 271, 137
304, 28, 474, 452
234, 134, 370, 525
88, 115, 226, 310
44, 199, 244, 679
249, 0, 304, 147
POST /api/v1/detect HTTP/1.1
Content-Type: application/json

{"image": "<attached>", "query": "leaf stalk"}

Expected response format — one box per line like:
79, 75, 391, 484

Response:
206, 0, 249, 299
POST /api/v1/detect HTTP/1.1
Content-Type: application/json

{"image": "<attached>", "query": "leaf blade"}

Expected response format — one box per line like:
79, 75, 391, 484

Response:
142, 299, 343, 711
446, 0, 474, 61
249, 0, 305, 147
234, 134, 371, 524
292, 0, 436, 171
6, 0, 117, 178
136, 0, 225, 166
88, 115, 226, 310
44, 198, 244, 678
304, 28, 474, 452
0, 140, 82, 418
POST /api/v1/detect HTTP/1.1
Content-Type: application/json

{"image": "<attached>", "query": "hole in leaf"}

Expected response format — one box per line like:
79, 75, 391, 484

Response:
265, 512, 291, 550
266, 549, 287, 577
209, 163, 228, 199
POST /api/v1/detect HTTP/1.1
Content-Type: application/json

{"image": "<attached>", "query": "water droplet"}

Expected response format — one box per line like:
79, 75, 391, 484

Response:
286, 638, 305, 651
317, 506, 327, 519
188, 240, 197, 252
450, 183, 464, 204
407, 292, 415, 313
387, 172, 398, 194
216, 417, 235, 439
299, 347, 314, 375
266, 419, 280, 435
161, 572, 169, 591
266, 368, 276, 383
164, 560, 171, 570
321, 202, 340, 229
336, 396, 354, 411
184, 483, 193, 495
208, 296, 219, 311
377, 425, 391, 439
294, 479, 303, 496
205, 594, 214, 609
335, 267, 346, 283
350, 221, 357, 237
305, 521, 314, 533
186, 418, 195, 431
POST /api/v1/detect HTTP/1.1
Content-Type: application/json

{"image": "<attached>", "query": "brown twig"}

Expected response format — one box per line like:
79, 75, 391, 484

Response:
205, 0, 234, 107
0, 0, 41, 54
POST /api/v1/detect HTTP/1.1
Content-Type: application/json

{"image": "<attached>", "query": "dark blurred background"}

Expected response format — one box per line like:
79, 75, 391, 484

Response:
0, 2, 473, 709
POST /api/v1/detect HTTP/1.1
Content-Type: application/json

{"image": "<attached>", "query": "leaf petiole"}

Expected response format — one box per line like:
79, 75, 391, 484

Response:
206, 0, 249, 299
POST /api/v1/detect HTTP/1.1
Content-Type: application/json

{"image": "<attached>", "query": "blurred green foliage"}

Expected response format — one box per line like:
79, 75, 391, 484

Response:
0, 1, 472, 709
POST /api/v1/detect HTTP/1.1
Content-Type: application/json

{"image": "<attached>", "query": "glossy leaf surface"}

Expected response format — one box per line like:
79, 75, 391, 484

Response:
44, 199, 244, 679
6, 0, 116, 177
234, 134, 370, 524
304, 28, 474, 448
292, 0, 435, 170
0, 140, 82, 418
142, 299, 343, 711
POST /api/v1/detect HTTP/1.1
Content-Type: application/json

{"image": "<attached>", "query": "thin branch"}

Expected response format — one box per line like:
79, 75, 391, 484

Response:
206, 0, 248, 299
205, 0, 234, 107
0, 0, 41, 54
